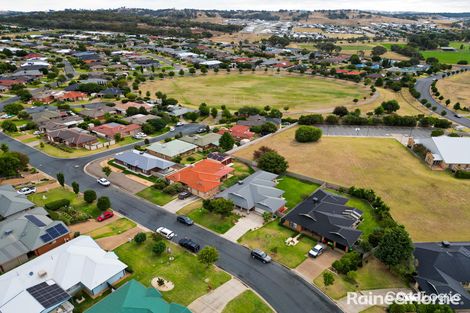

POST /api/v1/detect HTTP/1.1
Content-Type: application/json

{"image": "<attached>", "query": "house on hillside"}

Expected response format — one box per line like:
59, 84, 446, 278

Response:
408, 136, 470, 171
114, 150, 176, 176
0, 236, 127, 313
283, 189, 363, 251
147, 140, 198, 161
0, 207, 70, 273
166, 159, 234, 199
84, 279, 190, 313
414, 241, 470, 310
216, 171, 286, 215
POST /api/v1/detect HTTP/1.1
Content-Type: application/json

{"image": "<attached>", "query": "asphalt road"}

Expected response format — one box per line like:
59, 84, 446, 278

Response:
318, 125, 432, 137
415, 71, 470, 128
63, 60, 76, 78
0, 126, 342, 313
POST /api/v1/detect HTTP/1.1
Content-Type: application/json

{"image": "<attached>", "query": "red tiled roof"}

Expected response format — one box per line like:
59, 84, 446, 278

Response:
218, 125, 254, 140
91, 123, 141, 137
57, 91, 87, 100
166, 159, 234, 193
336, 69, 363, 75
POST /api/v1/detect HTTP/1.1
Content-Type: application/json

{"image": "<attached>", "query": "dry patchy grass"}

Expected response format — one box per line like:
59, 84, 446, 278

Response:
436, 71, 470, 113
233, 129, 470, 241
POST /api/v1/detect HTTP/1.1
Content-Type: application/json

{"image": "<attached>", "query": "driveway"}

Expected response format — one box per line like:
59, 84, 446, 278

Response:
163, 196, 199, 214
69, 214, 119, 234
222, 213, 264, 242
188, 278, 248, 313
294, 248, 343, 282
96, 227, 142, 251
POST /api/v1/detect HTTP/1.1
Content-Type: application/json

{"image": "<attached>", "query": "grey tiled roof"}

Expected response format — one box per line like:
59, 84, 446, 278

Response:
115, 150, 175, 171
0, 185, 35, 218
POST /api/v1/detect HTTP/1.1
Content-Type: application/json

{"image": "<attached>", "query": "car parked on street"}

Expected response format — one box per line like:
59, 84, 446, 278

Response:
176, 122, 184, 127
176, 215, 194, 226
97, 177, 111, 186
96, 211, 114, 222
16, 186, 36, 195
179, 238, 200, 253
178, 191, 192, 200
251, 249, 272, 263
133, 132, 147, 139
308, 243, 326, 258
156, 227, 176, 240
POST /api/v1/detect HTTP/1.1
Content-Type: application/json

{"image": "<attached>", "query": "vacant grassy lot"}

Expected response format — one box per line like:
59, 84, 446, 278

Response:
115, 238, 231, 306
137, 187, 175, 206
276, 176, 319, 210
239, 220, 316, 268
436, 71, 470, 113
88, 218, 136, 239
314, 258, 406, 300
234, 129, 470, 241
187, 207, 240, 234
140, 73, 368, 112
222, 290, 273, 313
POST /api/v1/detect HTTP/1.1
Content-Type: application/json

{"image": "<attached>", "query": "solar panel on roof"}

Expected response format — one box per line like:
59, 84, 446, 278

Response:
27, 282, 70, 309
46, 227, 60, 238
24, 215, 46, 227
54, 224, 68, 236
40, 233, 53, 243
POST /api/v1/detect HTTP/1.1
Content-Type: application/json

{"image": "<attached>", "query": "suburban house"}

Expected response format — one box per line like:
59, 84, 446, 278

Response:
114, 101, 153, 114
216, 171, 286, 215
180, 133, 222, 150
30, 110, 62, 124
123, 114, 158, 125
114, 150, 176, 176
0, 207, 70, 273
55, 91, 87, 102
84, 279, 191, 313
97, 87, 123, 98
0, 236, 127, 313
46, 128, 98, 148
91, 122, 141, 139
79, 106, 116, 121
414, 241, 470, 310
39, 115, 84, 132
166, 159, 234, 198
283, 189, 363, 251
147, 140, 198, 161
207, 152, 232, 165
218, 125, 255, 141
0, 185, 36, 219
408, 136, 470, 171
237, 114, 281, 128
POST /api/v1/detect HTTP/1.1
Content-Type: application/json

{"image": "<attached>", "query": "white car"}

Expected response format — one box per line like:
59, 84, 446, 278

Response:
133, 132, 147, 139
97, 178, 111, 186
308, 243, 326, 258
17, 186, 36, 195
156, 227, 176, 240
176, 122, 184, 127
169, 126, 175, 131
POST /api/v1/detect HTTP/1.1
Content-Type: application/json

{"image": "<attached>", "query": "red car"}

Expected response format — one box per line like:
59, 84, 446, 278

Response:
96, 211, 114, 222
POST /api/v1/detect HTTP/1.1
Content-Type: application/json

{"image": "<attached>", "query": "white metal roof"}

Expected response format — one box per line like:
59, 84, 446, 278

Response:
431, 137, 470, 164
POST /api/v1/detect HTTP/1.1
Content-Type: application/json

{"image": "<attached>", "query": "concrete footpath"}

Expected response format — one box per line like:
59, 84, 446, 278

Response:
188, 278, 248, 313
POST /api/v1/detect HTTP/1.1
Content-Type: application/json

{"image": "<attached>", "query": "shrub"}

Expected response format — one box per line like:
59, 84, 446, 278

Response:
163, 183, 184, 195
332, 251, 362, 275
257, 151, 288, 174
455, 170, 470, 179
325, 115, 339, 125
298, 114, 324, 125
45, 199, 71, 211
323, 271, 335, 286
83, 190, 97, 203
153, 178, 169, 190
431, 129, 444, 137
97, 196, 111, 211
152, 241, 166, 256
134, 232, 147, 244
295, 126, 322, 143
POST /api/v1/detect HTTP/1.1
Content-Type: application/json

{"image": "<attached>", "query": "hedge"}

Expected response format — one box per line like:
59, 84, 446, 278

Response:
455, 170, 470, 179
45, 199, 71, 211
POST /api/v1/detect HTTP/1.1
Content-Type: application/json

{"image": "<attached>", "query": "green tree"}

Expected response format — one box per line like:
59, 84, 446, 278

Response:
72, 181, 80, 195
371, 46, 387, 56
134, 232, 147, 244
219, 132, 235, 151
84, 190, 97, 203
257, 151, 288, 174
210, 107, 218, 118
203, 198, 234, 217
152, 241, 166, 256
323, 271, 335, 287
56, 172, 65, 187
184, 111, 199, 122
0, 153, 21, 177
295, 126, 322, 143
381, 100, 400, 113
199, 103, 210, 116
114, 133, 122, 142
198, 246, 219, 267
260, 122, 277, 134
1, 120, 17, 132
97, 196, 111, 211
332, 106, 349, 117
0, 143, 8, 153
375, 226, 413, 267
102, 166, 112, 177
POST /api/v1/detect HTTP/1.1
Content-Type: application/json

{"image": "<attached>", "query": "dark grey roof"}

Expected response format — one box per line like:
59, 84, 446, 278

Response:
0, 185, 35, 218
414, 242, 470, 309
216, 171, 285, 213
115, 150, 175, 171
283, 189, 362, 248
25, 106, 58, 114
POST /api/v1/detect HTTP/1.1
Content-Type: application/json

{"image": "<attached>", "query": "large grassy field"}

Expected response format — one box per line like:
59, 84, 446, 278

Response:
140, 73, 368, 112
233, 129, 470, 241
436, 71, 470, 114
421, 42, 470, 64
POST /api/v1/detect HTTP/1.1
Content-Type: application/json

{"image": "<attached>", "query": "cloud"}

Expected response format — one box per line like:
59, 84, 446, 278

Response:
1, 0, 470, 12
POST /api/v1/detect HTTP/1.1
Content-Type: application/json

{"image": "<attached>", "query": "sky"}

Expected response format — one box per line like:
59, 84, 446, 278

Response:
1, 0, 470, 13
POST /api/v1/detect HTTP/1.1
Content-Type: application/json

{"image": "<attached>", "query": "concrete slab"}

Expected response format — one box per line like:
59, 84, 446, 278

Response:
188, 278, 248, 313
294, 248, 343, 282
222, 213, 264, 242
163, 196, 199, 214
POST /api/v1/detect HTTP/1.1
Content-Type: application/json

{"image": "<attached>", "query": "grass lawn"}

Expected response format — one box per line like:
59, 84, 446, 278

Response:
223, 161, 255, 188
360, 306, 387, 313
181, 152, 205, 165
88, 218, 137, 239
137, 187, 175, 206
114, 238, 231, 306
276, 176, 319, 210
234, 129, 470, 241
139, 73, 368, 112
421, 42, 470, 64
239, 220, 316, 268
313, 258, 406, 300
436, 71, 470, 112
187, 207, 240, 234
222, 290, 273, 313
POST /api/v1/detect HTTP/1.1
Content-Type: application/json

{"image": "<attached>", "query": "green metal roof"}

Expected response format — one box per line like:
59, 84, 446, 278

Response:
85, 280, 191, 313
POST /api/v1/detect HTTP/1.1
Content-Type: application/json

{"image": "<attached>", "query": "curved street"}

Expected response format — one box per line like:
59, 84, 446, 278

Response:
415, 70, 470, 128
0, 129, 342, 313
